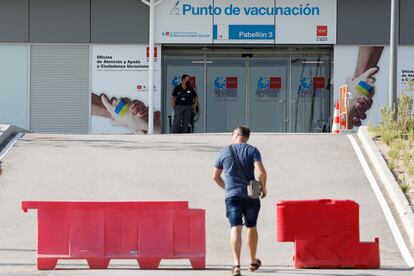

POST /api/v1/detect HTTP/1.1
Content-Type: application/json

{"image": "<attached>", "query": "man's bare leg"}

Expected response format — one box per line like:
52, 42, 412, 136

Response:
231, 226, 243, 267
247, 227, 258, 264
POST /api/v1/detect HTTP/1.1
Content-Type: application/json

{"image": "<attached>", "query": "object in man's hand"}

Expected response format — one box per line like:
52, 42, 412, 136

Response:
346, 67, 378, 129
356, 80, 375, 97
114, 99, 132, 118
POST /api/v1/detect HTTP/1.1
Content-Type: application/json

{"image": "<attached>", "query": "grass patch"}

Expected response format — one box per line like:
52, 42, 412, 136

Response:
388, 160, 396, 171
382, 128, 395, 146
393, 138, 404, 151
403, 151, 411, 168
409, 165, 414, 177
397, 94, 413, 135
371, 95, 414, 199
368, 123, 380, 137
388, 147, 400, 161
408, 130, 414, 148
400, 183, 409, 193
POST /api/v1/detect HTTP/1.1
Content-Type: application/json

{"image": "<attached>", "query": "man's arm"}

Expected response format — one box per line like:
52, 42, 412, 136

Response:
192, 96, 199, 110
171, 96, 176, 109
254, 161, 267, 198
212, 168, 225, 189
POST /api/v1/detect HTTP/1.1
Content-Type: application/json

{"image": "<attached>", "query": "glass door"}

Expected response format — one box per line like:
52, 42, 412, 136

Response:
206, 58, 246, 132
290, 55, 331, 133
163, 50, 333, 134
163, 56, 205, 133
248, 58, 289, 132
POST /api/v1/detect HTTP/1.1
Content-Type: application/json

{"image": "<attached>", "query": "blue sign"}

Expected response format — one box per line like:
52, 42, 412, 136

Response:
213, 25, 275, 40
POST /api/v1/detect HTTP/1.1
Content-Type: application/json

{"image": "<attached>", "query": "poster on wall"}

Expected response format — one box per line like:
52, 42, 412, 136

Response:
91, 45, 161, 134
399, 47, 414, 95
155, 0, 337, 44
334, 46, 414, 127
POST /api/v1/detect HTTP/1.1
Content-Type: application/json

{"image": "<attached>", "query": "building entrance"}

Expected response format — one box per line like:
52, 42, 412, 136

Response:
163, 48, 332, 133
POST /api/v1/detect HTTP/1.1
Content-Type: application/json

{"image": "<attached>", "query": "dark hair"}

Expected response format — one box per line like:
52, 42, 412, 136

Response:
181, 74, 190, 81
234, 126, 250, 139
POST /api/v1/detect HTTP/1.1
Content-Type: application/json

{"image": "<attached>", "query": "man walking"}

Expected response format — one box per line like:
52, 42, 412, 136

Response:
171, 74, 198, 133
212, 126, 267, 276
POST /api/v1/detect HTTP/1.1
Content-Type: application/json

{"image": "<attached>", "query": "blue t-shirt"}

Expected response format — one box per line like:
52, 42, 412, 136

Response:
214, 143, 262, 199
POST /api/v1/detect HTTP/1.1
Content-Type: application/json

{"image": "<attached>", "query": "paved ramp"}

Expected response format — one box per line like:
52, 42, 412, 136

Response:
0, 133, 411, 275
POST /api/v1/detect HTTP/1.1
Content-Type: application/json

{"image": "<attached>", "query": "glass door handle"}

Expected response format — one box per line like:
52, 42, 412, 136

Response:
191, 61, 213, 64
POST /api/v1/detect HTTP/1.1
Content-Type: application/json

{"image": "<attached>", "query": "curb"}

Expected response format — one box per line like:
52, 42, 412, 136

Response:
0, 125, 15, 146
0, 125, 11, 144
0, 125, 26, 160
358, 126, 414, 246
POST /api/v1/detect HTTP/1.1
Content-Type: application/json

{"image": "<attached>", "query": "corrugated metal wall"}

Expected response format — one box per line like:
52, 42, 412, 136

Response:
337, 0, 390, 45
30, 45, 89, 133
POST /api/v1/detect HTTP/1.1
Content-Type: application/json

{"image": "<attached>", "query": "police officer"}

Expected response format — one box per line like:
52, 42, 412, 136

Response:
171, 74, 198, 133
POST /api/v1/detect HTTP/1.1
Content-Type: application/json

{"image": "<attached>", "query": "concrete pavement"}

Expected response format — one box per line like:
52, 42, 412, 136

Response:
0, 133, 411, 275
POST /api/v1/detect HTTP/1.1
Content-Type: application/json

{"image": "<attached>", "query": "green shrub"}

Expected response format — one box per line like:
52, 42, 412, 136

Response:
400, 183, 409, 193
397, 94, 413, 135
393, 138, 404, 151
409, 130, 414, 148
408, 125, 414, 148
378, 95, 413, 140
410, 118, 414, 133
380, 105, 397, 129
388, 147, 400, 160
403, 150, 411, 168
409, 165, 414, 176
388, 160, 396, 171
382, 128, 395, 146
379, 105, 397, 144
368, 123, 380, 137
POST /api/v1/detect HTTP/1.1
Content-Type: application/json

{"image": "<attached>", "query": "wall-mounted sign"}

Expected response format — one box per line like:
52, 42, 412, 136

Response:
313, 77, 325, 89
155, 0, 213, 43
213, 0, 275, 44
275, 0, 336, 44
155, 0, 337, 44
214, 76, 238, 97
256, 76, 282, 98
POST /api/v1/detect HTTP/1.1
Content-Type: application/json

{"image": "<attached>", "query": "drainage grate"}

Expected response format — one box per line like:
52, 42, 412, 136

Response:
0, 263, 293, 269
0, 263, 407, 271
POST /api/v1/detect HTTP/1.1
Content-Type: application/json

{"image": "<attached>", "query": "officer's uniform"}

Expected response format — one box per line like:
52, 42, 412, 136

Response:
172, 84, 197, 133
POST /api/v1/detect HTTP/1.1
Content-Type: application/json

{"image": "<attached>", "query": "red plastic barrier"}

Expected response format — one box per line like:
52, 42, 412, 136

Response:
22, 201, 205, 270
277, 199, 380, 269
